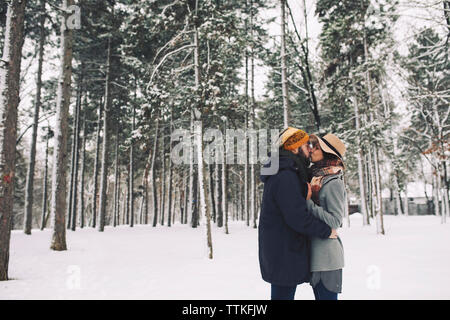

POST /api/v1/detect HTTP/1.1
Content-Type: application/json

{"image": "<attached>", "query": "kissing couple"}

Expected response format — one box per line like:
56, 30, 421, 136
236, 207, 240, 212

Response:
258, 127, 347, 300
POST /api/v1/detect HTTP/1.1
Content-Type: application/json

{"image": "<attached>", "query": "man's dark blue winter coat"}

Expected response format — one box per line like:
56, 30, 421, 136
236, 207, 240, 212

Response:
258, 154, 332, 286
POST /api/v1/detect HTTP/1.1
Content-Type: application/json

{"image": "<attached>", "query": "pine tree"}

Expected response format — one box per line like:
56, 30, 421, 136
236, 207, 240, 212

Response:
0, 0, 28, 280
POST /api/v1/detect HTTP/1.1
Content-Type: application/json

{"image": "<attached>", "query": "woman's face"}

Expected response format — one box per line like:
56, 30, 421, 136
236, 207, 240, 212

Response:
310, 143, 324, 163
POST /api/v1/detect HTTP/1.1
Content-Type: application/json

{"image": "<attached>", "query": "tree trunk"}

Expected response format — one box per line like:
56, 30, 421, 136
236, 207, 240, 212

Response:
129, 94, 136, 227
191, 167, 199, 228
394, 173, 402, 216
150, 120, 159, 227
167, 135, 173, 227
373, 146, 384, 234
250, 5, 257, 229
351, 75, 369, 225
78, 93, 87, 228
223, 158, 228, 234
40, 130, 50, 230
49, 0, 75, 251
404, 180, 409, 216
280, 0, 290, 127
70, 69, 83, 231
208, 163, 216, 224
160, 132, 166, 226
216, 163, 223, 227
98, 36, 112, 232
23, 0, 45, 235
113, 125, 120, 227
0, 0, 27, 279
92, 94, 102, 228
180, 171, 186, 224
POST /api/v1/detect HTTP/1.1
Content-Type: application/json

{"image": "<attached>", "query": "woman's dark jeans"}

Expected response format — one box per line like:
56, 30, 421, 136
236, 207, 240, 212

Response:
312, 281, 338, 300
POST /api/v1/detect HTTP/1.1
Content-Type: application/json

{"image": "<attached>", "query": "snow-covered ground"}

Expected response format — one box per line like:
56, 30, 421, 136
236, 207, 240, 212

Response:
1, 214, 450, 300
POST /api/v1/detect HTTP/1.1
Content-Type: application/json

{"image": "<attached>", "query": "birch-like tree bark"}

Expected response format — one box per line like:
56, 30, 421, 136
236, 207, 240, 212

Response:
193, 1, 213, 258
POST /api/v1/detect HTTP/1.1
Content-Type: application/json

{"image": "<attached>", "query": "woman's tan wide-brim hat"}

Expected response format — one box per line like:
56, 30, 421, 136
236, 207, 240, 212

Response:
317, 133, 346, 162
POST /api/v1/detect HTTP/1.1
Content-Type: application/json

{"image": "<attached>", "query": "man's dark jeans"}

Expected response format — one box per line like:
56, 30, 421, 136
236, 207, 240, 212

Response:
271, 284, 297, 300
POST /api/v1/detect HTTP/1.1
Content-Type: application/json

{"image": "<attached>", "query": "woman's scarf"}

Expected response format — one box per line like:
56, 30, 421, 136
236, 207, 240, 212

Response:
310, 158, 344, 205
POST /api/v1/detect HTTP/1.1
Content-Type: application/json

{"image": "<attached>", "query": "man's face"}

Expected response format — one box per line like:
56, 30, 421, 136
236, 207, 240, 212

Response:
293, 144, 311, 159
300, 143, 311, 159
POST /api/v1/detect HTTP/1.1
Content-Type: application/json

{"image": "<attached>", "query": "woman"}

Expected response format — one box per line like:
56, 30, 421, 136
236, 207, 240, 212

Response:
306, 133, 347, 300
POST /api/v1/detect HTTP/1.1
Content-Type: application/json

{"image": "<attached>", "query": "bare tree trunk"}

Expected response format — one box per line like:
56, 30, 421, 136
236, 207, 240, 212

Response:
122, 189, 126, 225
67, 78, 79, 229
151, 121, 160, 227
40, 130, 50, 230
0, 0, 27, 279
187, 111, 195, 226
394, 173, 402, 216
180, 171, 186, 224
280, 0, 290, 127
223, 162, 228, 234
362, 10, 382, 232
441, 163, 449, 223
250, 2, 257, 229
244, 0, 249, 228
404, 180, 409, 216
208, 164, 216, 224
78, 93, 87, 228
128, 145, 134, 226
160, 132, 166, 226
192, 4, 213, 257
23, 0, 45, 235
191, 169, 199, 227
92, 96, 102, 228
70, 69, 83, 231
374, 147, 384, 234
49, 0, 74, 251
367, 149, 377, 221
351, 74, 369, 225
216, 163, 223, 227
113, 125, 120, 227
167, 129, 173, 227
244, 149, 249, 226
222, 124, 228, 234
98, 36, 112, 232
116, 172, 121, 226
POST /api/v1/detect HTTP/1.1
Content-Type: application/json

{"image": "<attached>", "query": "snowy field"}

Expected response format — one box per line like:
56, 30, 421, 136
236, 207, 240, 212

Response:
1, 214, 450, 300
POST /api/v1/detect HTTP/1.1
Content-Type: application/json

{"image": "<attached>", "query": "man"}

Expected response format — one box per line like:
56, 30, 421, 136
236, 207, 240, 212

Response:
258, 127, 338, 300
